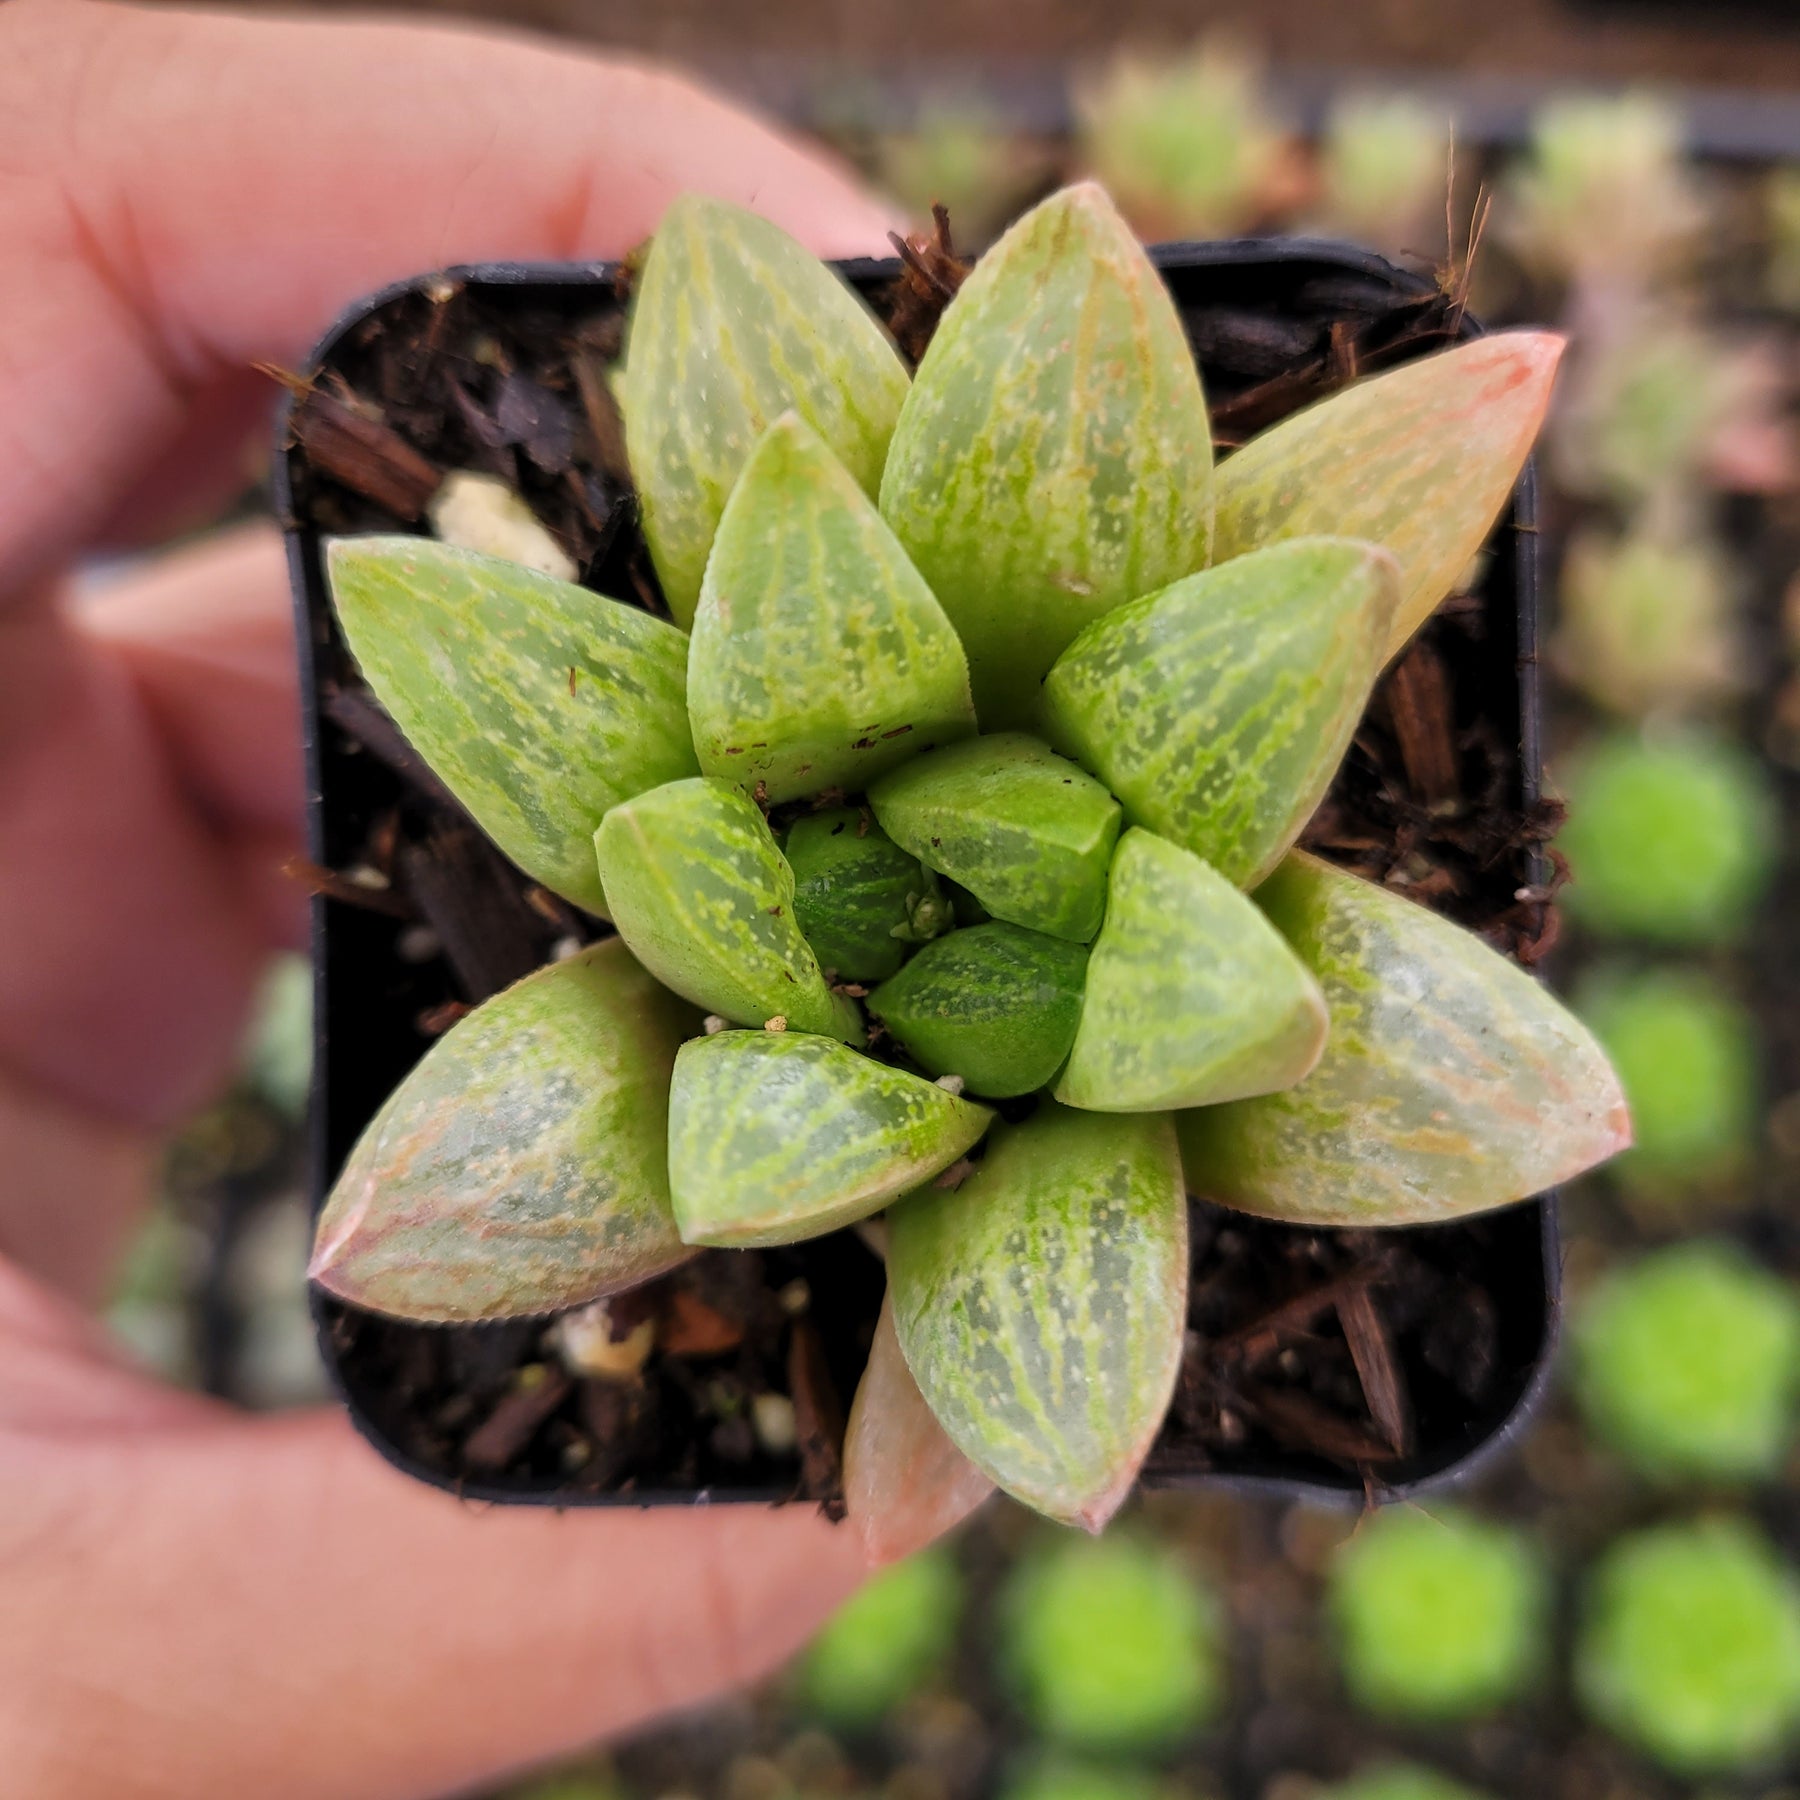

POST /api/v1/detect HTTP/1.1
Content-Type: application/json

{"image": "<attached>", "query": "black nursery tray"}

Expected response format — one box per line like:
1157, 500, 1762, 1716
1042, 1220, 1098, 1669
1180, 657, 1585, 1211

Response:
277, 234, 1560, 1510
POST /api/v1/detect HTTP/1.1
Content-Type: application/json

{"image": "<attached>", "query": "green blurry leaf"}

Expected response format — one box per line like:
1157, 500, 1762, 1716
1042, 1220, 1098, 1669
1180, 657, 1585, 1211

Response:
1178, 853, 1631, 1226
1041, 538, 1399, 888
787, 807, 943, 983
880, 183, 1213, 727
870, 921, 1090, 1098
309, 941, 698, 1322
1211, 333, 1563, 658
595, 778, 862, 1044
1055, 830, 1326, 1112
845, 1294, 995, 1568
870, 734, 1121, 943
887, 1103, 1186, 1529
688, 413, 975, 803
619, 193, 910, 626
326, 537, 697, 915
668, 1030, 992, 1247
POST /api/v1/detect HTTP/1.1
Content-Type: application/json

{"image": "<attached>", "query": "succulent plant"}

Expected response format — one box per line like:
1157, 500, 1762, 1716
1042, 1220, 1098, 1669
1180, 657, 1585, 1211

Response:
1573, 1241, 1800, 1483
1575, 967, 1758, 1201
1316, 95, 1452, 259
1074, 41, 1306, 240
999, 1535, 1222, 1751
1503, 93, 1703, 290
1327, 1505, 1548, 1721
1313, 1766, 1492, 1800
1576, 1516, 1800, 1773
1558, 730, 1778, 948
996, 1758, 1169, 1800
308, 182, 1627, 1534
797, 1546, 963, 1727
1552, 523, 1742, 720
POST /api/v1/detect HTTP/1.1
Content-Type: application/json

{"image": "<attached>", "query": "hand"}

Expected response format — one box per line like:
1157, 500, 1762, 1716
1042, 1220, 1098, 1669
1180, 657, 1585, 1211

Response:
0, 5, 904, 1794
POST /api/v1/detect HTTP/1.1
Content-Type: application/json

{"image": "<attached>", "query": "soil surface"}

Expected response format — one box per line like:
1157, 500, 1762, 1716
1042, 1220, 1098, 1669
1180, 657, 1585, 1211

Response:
286, 229, 1560, 1507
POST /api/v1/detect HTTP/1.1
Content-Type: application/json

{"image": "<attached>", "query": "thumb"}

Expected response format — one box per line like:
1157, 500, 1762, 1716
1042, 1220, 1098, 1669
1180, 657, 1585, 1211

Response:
0, 1261, 864, 1799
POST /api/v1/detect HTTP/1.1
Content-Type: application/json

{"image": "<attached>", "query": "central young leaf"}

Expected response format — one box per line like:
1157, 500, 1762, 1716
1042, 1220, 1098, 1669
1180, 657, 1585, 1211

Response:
869, 734, 1122, 943
879, 183, 1214, 728
688, 414, 976, 804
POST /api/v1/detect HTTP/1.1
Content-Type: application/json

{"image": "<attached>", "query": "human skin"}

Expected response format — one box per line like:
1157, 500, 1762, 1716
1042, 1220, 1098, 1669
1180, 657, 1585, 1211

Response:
0, 3, 905, 1794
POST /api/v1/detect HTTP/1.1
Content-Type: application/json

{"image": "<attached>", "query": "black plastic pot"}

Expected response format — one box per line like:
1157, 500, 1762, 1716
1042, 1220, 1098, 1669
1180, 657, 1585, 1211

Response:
278, 236, 1559, 1510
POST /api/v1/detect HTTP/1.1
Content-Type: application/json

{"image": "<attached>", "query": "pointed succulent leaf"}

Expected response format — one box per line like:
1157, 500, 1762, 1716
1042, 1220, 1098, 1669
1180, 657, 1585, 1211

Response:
309, 940, 698, 1322
786, 807, 941, 983
879, 182, 1214, 727
869, 734, 1122, 943
688, 414, 976, 802
619, 193, 910, 626
887, 1103, 1187, 1530
1178, 853, 1633, 1226
1212, 332, 1565, 658
1041, 538, 1400, 888
1055, 830, 1327, 1112
326, 537, 697, 915
845, 1293, 995, 1568
869, 922, 1090, 1098
595, 777, 862, 1043
668, 1030, 993, 1247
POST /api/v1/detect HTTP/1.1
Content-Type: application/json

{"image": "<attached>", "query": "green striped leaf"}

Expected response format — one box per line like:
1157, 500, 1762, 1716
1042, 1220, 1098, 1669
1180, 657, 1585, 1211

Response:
845, 1294, 996, 1568
879, 183, 1214, 727
595, 777, 862, 1043
668, 1030, 992, 1247
1178, 853, 1633, 1226
688, 413, 975, 803
869, 922, 1090, 1098
887, 1103, 1188, 1529
1040, 538, 1399, 889
619, 193, 910, 627
787, 808, 947, 983
309, 940, 697, 1323
1055, 830, 1327, 1112
326, 536, 697, 915
869, 734, 1122, 943
1212, 332, 1564, 659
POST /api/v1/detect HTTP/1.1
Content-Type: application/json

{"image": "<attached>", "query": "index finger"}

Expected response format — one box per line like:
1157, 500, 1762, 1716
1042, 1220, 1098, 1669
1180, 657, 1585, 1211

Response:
0, 0, 901, 594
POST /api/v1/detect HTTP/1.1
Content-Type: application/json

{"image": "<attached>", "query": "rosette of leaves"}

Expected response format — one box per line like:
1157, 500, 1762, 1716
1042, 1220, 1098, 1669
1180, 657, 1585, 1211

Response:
307, 183, 1628, 1539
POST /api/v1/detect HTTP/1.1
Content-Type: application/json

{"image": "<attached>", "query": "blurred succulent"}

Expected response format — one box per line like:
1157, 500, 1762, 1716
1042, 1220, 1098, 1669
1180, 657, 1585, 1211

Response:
874, 100, 1051, 247
997, 1757, 1171, 1800
1327, 1506, 1548, 1721
308, 184, 1626, 1533
1575, 967, 1758, 1201
1768, 166, 1800, 313
1558, 730, 1779, 947
1576, 1516, 1800, 1773
1503, 92, 1703, 291
1316, 95, 1452, 260
1573, 1241, 1800, 1482
1553, 316, 1775, 510
1552, 523, 1741, 719
1000, 1536, 1222, 1752
1075, 42, 1307, 239
1313, 1766, 1493, 1800
797, 1547, 963, 1727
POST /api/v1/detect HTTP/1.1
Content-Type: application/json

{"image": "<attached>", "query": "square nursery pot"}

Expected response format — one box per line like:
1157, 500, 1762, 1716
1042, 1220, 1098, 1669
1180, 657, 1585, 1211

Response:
278, 234, 1561, 1511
